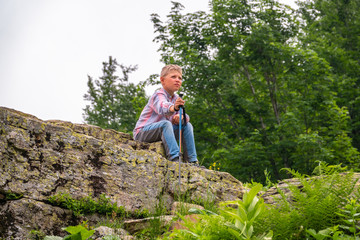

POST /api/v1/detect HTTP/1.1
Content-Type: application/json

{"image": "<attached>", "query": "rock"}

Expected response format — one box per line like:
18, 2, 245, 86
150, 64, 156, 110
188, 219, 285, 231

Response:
121, 202, 205, 235
0, 198, 76, 239
44, 236, 63, 240
261, 178, 302, 204
123, 215, 175, 234
261, 173, 360, 205
92, 226, 133, 240
169, 214, 201, 231
0, 107, 245, 239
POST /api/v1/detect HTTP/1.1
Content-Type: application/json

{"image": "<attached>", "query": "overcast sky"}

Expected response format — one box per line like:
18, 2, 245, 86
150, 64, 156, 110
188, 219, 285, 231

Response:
0, 0, 296, 124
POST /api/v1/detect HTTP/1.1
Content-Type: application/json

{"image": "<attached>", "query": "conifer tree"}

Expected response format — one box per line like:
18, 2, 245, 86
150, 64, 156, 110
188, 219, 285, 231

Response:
83, 56, 147, 133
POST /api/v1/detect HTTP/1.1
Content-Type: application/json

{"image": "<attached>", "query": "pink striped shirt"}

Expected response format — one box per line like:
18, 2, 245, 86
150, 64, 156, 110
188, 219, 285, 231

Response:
133, 88, 178, 138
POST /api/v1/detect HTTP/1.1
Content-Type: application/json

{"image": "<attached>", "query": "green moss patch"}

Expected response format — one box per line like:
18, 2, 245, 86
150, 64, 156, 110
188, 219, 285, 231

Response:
47, 192, 149, 219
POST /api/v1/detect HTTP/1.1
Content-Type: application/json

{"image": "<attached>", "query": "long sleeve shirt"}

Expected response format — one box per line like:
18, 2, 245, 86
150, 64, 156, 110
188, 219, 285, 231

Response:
133, 88, 182, 138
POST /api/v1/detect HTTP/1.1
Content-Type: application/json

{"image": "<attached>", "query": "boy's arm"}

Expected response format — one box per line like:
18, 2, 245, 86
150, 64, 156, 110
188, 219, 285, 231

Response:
152, 92, 184, 116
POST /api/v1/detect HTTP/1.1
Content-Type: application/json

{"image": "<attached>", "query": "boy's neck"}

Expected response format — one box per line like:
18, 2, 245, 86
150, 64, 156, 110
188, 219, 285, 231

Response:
163, 87, 175, 97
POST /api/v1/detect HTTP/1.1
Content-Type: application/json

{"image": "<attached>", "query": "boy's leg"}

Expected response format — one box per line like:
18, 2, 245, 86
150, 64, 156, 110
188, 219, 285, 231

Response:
173, 122, 197, 163
135, 120, 179, 161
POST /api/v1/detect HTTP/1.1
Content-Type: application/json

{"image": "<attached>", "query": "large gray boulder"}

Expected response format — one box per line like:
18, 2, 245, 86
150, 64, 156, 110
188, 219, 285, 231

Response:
0, 107, 245, 239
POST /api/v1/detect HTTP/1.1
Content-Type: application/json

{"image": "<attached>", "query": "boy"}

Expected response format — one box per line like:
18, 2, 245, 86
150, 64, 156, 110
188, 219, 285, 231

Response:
133, 64, 200, 166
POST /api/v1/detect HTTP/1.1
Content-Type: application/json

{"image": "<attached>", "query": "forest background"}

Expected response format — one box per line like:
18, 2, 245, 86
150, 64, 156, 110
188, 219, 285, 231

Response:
83, 0, 360, 183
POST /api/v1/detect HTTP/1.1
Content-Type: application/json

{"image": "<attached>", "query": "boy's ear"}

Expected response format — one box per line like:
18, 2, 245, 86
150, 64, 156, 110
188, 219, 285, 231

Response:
160, 76, 164, 84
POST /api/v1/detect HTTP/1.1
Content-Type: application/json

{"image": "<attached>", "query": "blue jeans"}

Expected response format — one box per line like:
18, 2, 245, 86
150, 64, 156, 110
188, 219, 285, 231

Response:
134, 120, 197, 162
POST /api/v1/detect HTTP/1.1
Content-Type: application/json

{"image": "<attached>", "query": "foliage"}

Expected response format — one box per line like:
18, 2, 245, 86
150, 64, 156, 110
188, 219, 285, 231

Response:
306, 199, 360, 239
47, 192, 149, 219
306, 226, 344, 240
28, 229, 46, 240
83, 56, 148, 133
62, 222, 95, 240
78, 0, 360, 184
298, 0, 360, 150
219, 183, 273, 239
254, 164, 359, 239
337, 199, 360, 237
95, 211, 124, 229
173, 184, 218, 215
41, 165, 360, 240
134, 192, 171, 239
150, 0, 360, 182
164, 183, 272, 239
4, 191, 23, 200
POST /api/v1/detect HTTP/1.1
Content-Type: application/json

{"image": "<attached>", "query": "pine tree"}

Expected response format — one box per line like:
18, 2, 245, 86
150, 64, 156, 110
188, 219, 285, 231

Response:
83, 56, 147, 133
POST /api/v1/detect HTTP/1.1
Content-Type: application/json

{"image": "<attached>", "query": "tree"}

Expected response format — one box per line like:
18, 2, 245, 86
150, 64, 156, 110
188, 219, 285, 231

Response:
83, 56, 147, 133
151, 0, 359, 182
298, 0, 360, 150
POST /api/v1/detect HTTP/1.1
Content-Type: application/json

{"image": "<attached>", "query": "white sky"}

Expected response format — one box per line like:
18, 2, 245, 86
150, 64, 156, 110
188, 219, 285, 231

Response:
0, 0, 296, 124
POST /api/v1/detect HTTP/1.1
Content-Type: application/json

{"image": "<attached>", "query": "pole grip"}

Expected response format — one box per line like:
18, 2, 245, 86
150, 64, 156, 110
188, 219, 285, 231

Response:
178, 93, 186, 125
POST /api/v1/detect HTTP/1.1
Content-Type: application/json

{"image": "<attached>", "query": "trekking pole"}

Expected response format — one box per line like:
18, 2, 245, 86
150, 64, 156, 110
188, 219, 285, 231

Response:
178, 93, 184, 197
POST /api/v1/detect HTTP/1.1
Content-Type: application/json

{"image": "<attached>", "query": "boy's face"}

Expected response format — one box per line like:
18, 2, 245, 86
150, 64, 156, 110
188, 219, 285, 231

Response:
160, 70, 182, 96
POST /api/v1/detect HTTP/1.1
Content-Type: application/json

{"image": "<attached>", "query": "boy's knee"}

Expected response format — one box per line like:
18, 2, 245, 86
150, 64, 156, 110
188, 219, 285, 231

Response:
160, 120, 173, 130
184, 122, 193, 130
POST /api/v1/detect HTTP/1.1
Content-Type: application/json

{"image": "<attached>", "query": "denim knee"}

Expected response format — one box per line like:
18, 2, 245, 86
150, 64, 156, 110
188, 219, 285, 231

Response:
159, 121, 172, 134
160, 120, 172, 129
184, 122, 193, 131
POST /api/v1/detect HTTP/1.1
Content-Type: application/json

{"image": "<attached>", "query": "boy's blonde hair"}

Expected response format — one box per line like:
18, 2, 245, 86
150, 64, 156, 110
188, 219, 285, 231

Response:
160, 64, 182, 78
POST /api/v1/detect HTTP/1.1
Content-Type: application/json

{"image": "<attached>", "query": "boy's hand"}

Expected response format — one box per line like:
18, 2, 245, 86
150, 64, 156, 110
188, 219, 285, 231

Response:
174, 97, 185, 111
171, 114, 183, 125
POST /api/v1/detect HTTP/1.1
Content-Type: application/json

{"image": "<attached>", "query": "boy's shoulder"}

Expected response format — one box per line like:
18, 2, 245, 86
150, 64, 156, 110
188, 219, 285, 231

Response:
154, 88, 176, 97
150, 88, 163, 98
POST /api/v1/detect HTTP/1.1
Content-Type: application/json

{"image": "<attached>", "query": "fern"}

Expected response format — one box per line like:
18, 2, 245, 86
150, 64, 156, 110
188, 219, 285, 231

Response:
255, 164, 359, 239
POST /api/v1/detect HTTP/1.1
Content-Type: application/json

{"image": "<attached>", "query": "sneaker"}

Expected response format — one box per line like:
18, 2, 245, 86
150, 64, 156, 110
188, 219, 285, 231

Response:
170, 157, 180, 162
189, 161, 206, 169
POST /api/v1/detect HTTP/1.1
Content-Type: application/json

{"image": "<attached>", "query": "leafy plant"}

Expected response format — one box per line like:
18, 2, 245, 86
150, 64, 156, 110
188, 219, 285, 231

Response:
219, 183, 273, 240
306, 226, 343, 240
312, 161, 348, 176
62, 223, 95, 240
337, 199, 360, 237
165, 183, 272, 239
